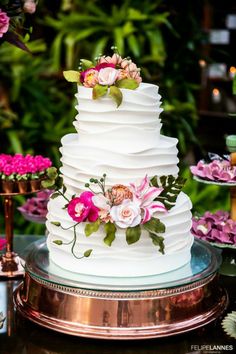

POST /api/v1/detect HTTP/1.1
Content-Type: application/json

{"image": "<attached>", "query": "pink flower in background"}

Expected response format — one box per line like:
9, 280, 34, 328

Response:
130, 175, 166, 223
191, 159, 236, 182
110, 199, 141, 228
23, 0, 36, 14
0, 10, 9, 38
67, 191, 99, 223
192, 210, 236, 245
98, 67, 119, 86
0, 238, 6, 251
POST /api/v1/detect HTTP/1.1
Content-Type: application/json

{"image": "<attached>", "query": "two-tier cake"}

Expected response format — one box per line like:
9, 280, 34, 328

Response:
46, 52, 193, 277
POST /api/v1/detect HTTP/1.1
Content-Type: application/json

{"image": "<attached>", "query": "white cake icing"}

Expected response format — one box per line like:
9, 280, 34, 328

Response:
46, 82, 193, 277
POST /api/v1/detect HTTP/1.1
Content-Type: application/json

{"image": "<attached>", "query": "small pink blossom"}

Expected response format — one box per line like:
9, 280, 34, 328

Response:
0, 10, 9, 38
98, 54, 123, 66
110, 199, 141, 228
68, 191, 99, 223
92, 194, 111, 222
98, 67, 119, 86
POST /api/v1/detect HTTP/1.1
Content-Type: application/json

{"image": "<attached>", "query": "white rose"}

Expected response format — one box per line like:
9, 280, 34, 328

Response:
98, 67, 119, 86
110, 199, 141, 228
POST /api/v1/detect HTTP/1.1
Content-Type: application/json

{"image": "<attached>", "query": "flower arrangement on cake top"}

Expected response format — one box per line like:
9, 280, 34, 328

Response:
0, 153, 53, 193
46, 172, 186, 259
63, 47, 142, 107
192, 211, 236, 247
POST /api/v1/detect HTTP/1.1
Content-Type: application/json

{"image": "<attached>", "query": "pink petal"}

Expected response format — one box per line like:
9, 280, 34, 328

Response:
141, 187, 163, 206
142, 207, 151, 224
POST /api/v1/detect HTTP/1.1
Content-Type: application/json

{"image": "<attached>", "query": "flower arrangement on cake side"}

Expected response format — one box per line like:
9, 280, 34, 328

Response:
63, 47, 142, 107
44, 171, 186, 259
0, 153, 53, 193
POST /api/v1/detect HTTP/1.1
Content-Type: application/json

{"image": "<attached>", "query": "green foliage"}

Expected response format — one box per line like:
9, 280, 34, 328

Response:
126, 225, 141, 245
151, 175, 186, 210
84, 219, 100, 237
103, 222, 116, 246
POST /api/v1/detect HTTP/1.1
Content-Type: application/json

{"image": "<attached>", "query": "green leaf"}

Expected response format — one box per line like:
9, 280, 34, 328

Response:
233, 75, 236, 95
151, 175, 186, 210
80, 59, 94, 70
149, 233, 165, 254
63, 70, 81, 83
51, 221, 61, 227
92, 84, 108, 100
46, 167, 58, 180
104, 222, 116, 246
143, 217, 165, 234
126, 225, 141, 245
109, 86, 123, 107
56, 177, 64, 189
84, 219, 100, 237
116, 78, 139, 90
41, 179, 55, 189
84, 249, 93, 257
51, 192, 60, 199
53, 240, 63, 245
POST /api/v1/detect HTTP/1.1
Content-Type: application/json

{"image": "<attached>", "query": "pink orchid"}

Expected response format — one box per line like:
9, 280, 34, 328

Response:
130, 175, 166, 224
67, 191, 99, 223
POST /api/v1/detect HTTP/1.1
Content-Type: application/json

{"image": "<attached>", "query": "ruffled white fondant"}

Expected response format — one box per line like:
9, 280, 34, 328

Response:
46, 82, 193, 277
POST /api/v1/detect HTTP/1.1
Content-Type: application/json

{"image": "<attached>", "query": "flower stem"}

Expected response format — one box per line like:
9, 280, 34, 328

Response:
71, 225, 84, 259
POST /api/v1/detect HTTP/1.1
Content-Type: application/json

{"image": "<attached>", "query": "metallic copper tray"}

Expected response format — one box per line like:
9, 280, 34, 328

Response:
14, 239, 228, 339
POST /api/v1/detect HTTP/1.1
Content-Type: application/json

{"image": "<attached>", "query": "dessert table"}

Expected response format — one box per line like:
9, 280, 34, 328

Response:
0, 235, 235, 354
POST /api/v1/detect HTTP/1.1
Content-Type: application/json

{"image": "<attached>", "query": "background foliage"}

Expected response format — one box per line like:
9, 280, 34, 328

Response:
0, 0, 229, 235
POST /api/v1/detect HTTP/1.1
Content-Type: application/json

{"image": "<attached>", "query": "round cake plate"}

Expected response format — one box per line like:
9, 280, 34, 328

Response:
193, 176, 236, 187
14, 239, 228, 340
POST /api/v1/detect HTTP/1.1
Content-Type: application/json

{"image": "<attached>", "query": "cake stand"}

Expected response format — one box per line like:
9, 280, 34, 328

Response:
0, 188, 42, 278
14, 238, 228, 339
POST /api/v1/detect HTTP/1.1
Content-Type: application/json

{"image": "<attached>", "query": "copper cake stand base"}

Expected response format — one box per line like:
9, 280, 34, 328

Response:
14, 239, 228, 339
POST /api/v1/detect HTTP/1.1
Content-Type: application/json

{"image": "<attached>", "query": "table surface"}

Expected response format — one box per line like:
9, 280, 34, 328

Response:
0, 235, 236, 354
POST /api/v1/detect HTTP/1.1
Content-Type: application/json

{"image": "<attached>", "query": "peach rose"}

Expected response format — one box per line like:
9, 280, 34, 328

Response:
106, 184, 133, 205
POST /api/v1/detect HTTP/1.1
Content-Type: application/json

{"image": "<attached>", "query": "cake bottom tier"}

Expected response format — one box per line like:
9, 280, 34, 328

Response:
46, 192, 194, 277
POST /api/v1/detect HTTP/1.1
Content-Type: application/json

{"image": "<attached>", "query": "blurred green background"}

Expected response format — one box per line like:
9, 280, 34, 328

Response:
0, 0, 230, 236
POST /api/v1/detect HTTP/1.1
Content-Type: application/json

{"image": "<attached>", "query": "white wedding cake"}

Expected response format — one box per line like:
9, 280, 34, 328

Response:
46, 53, 193, 277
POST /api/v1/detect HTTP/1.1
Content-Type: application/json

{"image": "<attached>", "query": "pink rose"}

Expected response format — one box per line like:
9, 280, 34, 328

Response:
98, 67, 119, 86
110, 199, 141, 228
67, 191, 99, 223
0, 10, 9, 38
80, 68, 98, 88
